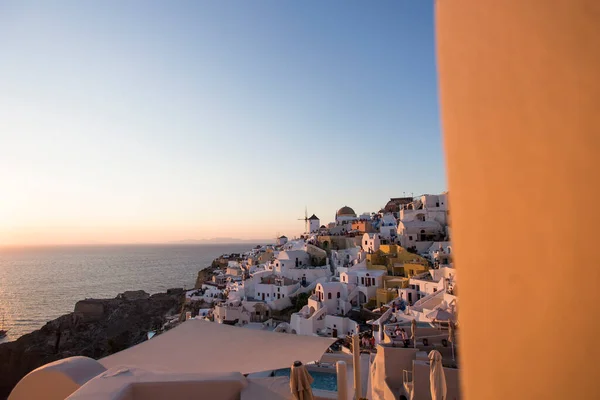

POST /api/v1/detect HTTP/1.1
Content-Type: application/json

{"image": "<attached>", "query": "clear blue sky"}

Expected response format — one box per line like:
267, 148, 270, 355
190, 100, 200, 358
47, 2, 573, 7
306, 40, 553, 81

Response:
0, 0, 445, 244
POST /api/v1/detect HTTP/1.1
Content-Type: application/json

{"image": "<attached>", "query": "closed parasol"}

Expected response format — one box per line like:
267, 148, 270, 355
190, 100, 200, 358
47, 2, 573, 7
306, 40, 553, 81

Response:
290, 361, 314, 400
429, 350, 447, 400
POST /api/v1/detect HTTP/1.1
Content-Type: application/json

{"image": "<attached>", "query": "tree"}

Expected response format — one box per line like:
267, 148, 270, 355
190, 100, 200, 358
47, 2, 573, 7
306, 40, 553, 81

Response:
291, 292, 310, 313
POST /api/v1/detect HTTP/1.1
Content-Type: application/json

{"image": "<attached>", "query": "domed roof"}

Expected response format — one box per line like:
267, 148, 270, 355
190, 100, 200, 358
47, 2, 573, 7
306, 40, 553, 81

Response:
337, 206, 356, 217
384, 200, 400, 213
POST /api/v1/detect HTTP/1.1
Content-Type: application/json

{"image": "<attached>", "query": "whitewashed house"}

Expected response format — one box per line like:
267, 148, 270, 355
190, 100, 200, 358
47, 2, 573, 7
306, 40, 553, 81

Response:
398, 266, 457, 306
254, 275, 299, 304
290, 280, 358, 338
340, 268, 387, 306
213, 300, 251, 325
362, 233, 381, 253
397, 220, 445, 250
290, 308, 359, 339
378, 213, 398, 242
307, 282, 351, 315
426, 241, 453, 267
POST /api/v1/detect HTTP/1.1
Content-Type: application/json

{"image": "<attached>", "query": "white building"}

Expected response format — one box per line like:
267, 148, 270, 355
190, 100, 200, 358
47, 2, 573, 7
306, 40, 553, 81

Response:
399, 193, 449, 226
213, 300, 273, 325
426, 241, 453, 267
213, 300, 251, 325
398, 266, 457, 306
273, 250, 311, 271
276, 235, 288, 246
331, 247, 362, 276
397, 220, 445, 250
254, 275, 299, 303
335, 206, 358, 225
308, 214, 320, 233
340, 268, 387, 305
378, 213, 398, 241
290, 281, 359, 338
362, 233, 381, 253
268, 248, 332, 284
290, 309, 359, 339
186, 284, 224, 304
307, 282, 351, 315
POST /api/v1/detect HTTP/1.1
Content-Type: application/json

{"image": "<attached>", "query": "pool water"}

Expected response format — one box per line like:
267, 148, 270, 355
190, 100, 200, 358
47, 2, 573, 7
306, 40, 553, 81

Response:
274, 368, 338, 392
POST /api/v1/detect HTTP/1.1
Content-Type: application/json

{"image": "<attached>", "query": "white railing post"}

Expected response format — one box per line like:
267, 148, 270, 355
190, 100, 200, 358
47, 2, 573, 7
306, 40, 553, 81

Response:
336, 361, 348, 400
352, 334, 362, 400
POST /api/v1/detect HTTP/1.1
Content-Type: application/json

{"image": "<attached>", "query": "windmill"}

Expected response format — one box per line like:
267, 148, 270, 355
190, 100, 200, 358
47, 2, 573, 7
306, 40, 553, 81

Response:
297, 206, 308, 234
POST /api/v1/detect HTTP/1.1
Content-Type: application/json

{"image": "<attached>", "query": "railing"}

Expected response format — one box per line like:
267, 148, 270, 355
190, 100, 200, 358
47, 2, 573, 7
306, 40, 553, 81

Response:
403, 369, 413, 384
403, 369, 414, 396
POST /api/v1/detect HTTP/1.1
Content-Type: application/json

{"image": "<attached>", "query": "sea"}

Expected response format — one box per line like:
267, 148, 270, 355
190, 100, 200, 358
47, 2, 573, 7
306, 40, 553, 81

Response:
0, 243, 261, 343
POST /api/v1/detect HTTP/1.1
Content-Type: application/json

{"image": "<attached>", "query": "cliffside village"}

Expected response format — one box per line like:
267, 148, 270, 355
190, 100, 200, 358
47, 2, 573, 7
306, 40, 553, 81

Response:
189, 193, 456, 349
8, 193, 460, 400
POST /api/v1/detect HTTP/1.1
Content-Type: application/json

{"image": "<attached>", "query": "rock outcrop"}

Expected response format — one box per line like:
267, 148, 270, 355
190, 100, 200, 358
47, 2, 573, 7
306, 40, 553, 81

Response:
194, 258, 229, 289
0, 290, 184, 399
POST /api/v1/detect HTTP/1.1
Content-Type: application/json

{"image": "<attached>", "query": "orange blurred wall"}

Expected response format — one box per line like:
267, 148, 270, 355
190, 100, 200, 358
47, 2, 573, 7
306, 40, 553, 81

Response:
435, 0, 600, 399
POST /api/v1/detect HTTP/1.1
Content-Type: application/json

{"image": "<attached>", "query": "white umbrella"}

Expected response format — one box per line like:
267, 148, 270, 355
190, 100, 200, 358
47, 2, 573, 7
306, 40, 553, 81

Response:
290, 361, 314, 400
426, 308, 455, 322
429, 350, 447, 400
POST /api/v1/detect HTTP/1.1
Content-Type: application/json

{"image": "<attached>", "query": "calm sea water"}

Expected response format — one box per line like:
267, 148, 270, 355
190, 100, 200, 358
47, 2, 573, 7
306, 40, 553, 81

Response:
0, 244, 259, 342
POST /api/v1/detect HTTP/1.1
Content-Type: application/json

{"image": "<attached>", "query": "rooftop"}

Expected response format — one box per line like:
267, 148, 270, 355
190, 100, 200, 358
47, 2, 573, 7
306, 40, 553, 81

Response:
260, 276, 297, 286
337, 206, 356, 217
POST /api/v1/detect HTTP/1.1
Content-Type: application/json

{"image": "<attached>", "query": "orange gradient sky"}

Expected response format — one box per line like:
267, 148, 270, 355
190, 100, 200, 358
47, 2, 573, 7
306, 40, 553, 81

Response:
0, 2, 444, 246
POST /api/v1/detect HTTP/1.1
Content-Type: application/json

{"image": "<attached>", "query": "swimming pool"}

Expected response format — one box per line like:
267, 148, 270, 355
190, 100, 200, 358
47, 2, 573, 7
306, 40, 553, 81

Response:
273, 368, 338, 392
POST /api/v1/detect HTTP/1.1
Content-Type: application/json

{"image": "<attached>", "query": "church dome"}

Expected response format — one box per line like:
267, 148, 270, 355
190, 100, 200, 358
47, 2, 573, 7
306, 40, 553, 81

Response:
384, 200, 400, 213
337, 206, 357, 217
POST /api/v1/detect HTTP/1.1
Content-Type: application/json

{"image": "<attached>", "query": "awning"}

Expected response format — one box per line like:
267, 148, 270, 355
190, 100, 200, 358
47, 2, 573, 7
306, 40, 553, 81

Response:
100, 319, 335, 374
426, 308, 455, 322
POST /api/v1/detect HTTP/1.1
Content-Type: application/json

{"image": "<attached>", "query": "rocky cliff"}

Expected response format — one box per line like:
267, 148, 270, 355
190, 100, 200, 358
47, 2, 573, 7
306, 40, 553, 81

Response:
194, 258, 229, 288
0, 289, 184, 399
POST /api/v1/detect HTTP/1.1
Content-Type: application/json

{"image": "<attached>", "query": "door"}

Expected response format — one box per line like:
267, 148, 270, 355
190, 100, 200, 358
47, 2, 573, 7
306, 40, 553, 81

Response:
408, 292, 413, 304
332, 328, 338, 338
262, 293, 265, 301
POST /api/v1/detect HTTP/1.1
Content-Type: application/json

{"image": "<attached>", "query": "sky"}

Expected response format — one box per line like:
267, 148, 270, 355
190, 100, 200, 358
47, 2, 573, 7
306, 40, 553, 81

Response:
0, 0, 445, 245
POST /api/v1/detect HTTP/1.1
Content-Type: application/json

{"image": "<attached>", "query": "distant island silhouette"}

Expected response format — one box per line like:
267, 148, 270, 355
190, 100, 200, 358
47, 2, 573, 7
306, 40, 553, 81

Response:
170, 238, 271, 244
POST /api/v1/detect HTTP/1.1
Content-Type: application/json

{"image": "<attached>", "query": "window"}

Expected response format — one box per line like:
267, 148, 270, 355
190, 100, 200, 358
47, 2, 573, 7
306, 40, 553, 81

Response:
409, 236, 413, 240
328, 292, 332, 299
282, 294, 284, 298
365, 241, 368, 245
436, 202, 440, 207
337, 292, 340, 298
361, 277, 364, 285
277, 287, 280, 292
